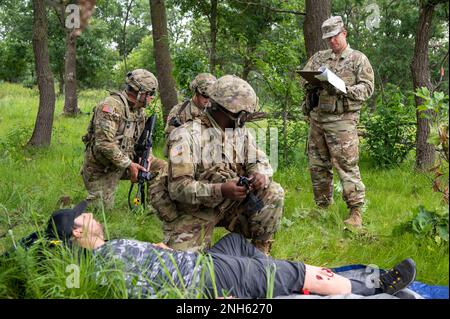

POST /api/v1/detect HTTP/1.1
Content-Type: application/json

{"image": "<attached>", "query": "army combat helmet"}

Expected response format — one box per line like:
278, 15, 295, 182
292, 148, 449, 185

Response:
126, 69, 159, 103
189, 73, 217, 97
208, 75, 258, 127
209, 75, 258, 113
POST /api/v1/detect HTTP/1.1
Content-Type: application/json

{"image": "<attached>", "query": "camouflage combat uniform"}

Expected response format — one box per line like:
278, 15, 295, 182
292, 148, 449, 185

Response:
164, 73, 217, 156
150, 113, 284, 252
302, 44, 374, 210
81, 91, 166, 209
163, 99, 205, 155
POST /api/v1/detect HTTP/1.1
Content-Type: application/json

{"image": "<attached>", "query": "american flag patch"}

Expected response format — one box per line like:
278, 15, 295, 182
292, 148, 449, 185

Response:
170, 144, 184, 158
102, 105, 112, 113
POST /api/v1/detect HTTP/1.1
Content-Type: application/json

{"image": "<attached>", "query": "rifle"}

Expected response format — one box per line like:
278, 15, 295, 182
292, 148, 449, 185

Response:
128, 114, 158, 210
237, 176, 264, 214
246, 111, 266, 122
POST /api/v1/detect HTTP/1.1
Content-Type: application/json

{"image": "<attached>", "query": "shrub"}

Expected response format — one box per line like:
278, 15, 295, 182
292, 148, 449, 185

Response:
0, 125, 33, 163
395, 206, 449, 246
361, 85, 416, 168
415, 87, 449, 203
267, 117, 308, 167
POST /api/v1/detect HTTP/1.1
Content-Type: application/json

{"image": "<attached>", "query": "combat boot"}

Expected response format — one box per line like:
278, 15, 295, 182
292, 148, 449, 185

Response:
252, 239, 274, 256
344, 207, 362, 228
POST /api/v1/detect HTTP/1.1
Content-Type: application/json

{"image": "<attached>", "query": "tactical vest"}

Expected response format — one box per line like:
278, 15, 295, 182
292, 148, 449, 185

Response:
148, 162, 244, 223
82, 91, 145, 169
150, 115, 247, 223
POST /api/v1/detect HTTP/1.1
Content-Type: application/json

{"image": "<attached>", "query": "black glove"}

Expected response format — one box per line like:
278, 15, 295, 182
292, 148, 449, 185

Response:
322, 83, 338, 95
323, 83, 347, 97
305, 83, 320, 91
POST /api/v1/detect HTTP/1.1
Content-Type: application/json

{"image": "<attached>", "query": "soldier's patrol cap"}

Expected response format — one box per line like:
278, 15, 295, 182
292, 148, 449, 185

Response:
321, 16, 345, 39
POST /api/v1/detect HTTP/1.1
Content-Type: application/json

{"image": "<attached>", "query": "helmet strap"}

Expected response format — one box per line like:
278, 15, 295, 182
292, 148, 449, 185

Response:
136, 91, 142, 104
236, 112, 249, 128
214, 103, 249, 128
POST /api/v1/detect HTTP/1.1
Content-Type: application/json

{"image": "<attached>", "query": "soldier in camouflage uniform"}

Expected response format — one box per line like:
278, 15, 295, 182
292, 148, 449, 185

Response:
81, 69, 166, 209
164, 73, 217, 155
300, 16, 374, 227
150, 75, 284, 255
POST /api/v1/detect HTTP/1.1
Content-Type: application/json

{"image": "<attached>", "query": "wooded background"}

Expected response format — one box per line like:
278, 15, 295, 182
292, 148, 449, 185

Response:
0, 0, 448, 171
0, 2, 449, 295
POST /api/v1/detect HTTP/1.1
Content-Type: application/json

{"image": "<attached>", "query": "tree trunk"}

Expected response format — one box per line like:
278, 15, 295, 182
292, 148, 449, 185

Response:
241, 46, 256, 81
149, 0, 179, 120
28, 0, 56, 147
122, 0, 134, 72
303, 0, 331, 58
62, 0, 96, 116
410, 0, 445, 170
209, 0, 218, 74
63, 30, 80, 116
59, 68, 64, 96
242, 58, 252, 82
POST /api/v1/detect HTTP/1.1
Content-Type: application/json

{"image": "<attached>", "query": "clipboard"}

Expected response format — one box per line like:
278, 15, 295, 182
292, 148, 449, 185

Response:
297, 70, 323, 86
297, 68, 347, 94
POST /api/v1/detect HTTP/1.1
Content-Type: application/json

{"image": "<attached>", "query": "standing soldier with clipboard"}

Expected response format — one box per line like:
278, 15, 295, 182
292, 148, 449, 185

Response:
299, 16, 375, 228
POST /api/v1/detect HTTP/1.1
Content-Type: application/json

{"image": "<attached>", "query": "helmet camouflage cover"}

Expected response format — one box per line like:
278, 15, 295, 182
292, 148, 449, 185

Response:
209, 75, 258, 114
126, 69, 158, 94
189, 73, 217, 97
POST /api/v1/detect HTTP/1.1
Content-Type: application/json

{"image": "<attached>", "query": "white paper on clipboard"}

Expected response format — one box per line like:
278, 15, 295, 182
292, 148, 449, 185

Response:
314, 67, 347, 94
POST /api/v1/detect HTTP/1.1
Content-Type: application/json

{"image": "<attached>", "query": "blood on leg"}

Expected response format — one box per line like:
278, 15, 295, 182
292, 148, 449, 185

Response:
303, 265, 352, 295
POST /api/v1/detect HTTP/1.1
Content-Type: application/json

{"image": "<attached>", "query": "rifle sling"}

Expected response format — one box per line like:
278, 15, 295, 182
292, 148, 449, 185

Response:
176, 99, 191, 117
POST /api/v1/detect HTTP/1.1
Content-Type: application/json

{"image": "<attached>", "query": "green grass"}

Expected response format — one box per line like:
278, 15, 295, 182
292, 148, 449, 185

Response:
270, 159, 448, 286
0, 83, 448, 298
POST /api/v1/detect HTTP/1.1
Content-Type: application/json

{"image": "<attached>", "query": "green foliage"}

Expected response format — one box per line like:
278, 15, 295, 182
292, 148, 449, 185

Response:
362, 85, 416, 167
415, 87, 449, 150
0, 0, 33, 83
268, 118, 308, 166
145, 100, 166, 147
414, 87, 449, 201
405, 206, 449, 245
112, 35, 157, 88
172, 46, 209, 96
96, 0, 151, 59
0, 125, 33, 163
0, 38, 33, 83
251, 14, 306, 166
415, 87, 449, 120
75, 21, 120, 89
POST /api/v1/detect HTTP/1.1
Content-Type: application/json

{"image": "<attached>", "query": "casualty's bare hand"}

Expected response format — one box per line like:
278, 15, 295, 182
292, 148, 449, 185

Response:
153, 242, 173, 250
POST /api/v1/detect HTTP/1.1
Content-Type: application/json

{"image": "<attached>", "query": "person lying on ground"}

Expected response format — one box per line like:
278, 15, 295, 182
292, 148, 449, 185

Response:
43, 201, 416, 299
